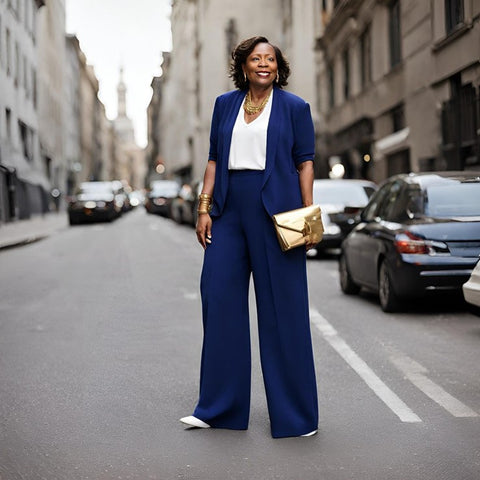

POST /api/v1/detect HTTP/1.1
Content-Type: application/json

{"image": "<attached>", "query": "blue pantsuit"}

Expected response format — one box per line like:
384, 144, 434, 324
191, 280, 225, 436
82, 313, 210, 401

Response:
192, 87, 318, 438
193, 171, 318, 438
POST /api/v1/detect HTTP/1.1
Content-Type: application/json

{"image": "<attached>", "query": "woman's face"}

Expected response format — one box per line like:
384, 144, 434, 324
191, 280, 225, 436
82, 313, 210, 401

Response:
243, 43, 278, 89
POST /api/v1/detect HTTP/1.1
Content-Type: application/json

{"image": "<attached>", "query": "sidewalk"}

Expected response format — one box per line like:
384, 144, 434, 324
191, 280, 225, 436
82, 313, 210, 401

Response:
0, 212, 68, 250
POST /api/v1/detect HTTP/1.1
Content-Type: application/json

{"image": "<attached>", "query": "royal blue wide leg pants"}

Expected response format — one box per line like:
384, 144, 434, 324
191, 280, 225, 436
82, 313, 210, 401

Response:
193, 170, 318, 438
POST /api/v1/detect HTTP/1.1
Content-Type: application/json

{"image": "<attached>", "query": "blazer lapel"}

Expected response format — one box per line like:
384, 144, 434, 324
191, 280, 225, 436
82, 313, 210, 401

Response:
217, 90, 245, 213
263, 87, 281, 189
221, 90, 245, 165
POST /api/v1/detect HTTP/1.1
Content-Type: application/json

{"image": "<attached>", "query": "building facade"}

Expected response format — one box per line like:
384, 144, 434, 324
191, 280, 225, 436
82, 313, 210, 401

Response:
145, 72, 163, 185
0, 0, 47, 220
315, 0, 480, 182
0, 1, 138, 222
37, 0, 66, 209
64, 33, 81, 195
78, 61, 101, 182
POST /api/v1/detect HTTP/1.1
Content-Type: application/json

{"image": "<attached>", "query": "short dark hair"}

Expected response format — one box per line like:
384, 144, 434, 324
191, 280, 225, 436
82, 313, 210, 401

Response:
229, 36, 290, 90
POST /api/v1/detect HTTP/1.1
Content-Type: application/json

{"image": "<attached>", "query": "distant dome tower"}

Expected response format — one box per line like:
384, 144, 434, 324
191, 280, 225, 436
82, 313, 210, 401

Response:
117, 66, 127, 117
114, 66, 135, 144
112, 65, 146, 191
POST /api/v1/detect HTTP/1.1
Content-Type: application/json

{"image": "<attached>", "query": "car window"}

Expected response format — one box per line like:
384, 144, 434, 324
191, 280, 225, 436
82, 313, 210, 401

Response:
79, 183, 114, 194
313, 182, 372, 206
405, 186, 424, 219
362, 182, 393, 221
150, 181, 179, 196
425, 182, 480, 217
364, 186, 377, 199
378, 180, 404, 221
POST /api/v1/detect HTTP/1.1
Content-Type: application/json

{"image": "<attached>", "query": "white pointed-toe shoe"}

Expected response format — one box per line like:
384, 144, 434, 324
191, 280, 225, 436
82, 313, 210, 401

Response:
179, 415, 211, 428
300, 429, 318, 437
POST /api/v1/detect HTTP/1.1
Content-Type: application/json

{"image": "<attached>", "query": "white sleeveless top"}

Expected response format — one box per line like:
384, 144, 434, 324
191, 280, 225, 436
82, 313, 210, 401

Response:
228, 90, 273, 170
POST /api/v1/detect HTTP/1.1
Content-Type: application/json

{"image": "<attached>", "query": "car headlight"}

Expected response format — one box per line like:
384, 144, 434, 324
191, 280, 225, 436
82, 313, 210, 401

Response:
84, 201, 96, 209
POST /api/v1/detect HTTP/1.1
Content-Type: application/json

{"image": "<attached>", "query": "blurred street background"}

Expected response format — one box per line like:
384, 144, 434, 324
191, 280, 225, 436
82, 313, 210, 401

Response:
1, 0, 480, 479
1, 208, 479, 479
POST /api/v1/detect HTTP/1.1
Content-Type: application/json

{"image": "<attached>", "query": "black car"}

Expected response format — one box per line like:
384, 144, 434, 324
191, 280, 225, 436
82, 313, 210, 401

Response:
171, 181, 203, 226
145, 180, 180, 216
312, 179, 377, 254
68, 181, 120, 225
339, 171, 480, 312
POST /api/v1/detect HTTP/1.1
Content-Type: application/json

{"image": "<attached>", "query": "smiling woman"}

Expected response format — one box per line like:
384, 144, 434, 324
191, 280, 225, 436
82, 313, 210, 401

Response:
180, 36, 319, 439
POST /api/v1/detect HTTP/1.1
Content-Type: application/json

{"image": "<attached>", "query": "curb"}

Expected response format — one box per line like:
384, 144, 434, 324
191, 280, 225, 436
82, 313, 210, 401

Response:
0, 214, 68, 251
0, 234, 50, 251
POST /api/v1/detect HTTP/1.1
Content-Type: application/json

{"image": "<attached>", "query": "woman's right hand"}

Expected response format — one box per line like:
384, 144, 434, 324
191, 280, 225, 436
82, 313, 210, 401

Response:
196, 213, 212, 249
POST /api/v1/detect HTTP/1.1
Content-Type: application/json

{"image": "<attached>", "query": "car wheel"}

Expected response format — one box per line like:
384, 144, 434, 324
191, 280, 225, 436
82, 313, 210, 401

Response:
339, 254, 360, 294
378, 261, 400, 312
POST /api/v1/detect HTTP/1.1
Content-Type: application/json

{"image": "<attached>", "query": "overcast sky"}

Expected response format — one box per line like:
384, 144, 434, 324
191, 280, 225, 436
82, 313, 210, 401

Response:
65, 0, 172, 148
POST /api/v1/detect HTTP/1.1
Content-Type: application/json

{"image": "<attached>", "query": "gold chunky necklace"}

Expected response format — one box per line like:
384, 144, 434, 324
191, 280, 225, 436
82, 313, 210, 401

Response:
243, 89, 272, 115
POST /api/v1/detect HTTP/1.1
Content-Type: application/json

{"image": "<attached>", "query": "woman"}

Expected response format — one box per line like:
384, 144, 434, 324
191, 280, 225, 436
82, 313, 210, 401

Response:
180, 36, 318, 438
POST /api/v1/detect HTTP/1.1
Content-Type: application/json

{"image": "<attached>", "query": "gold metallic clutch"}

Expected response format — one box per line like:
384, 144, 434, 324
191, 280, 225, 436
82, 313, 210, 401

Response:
272, 205, 324, 252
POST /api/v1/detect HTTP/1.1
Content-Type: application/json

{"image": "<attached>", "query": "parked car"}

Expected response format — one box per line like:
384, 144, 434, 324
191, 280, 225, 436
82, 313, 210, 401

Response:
463, 261, 480, 309
68, 181, 120, 225
339, 171, 480, 312
145, 180, 180, 216
171, 181, 203, 226
312, 179, 377, 254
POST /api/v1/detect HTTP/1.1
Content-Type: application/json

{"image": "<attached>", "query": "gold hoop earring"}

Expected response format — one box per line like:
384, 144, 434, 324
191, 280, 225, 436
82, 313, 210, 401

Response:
244, 72, 247, 82
276, 72, 279, 83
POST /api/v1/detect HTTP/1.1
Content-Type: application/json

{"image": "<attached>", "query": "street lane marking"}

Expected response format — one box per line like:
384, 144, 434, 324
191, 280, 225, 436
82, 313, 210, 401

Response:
310, 309, 422, 423
389, 352, 479, 418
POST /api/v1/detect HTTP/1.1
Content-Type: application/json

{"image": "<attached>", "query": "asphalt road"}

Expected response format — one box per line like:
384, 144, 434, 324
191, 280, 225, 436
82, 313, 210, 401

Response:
1, 208, 479, 480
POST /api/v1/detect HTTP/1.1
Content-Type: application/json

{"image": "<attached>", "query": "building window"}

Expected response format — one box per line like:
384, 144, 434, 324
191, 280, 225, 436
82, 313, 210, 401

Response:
328, 62, 335, 109
6, 27, 11, 76
23, 55, 28, 95
445, 0, 464, 34
19, 120, 33, 161
391, 103, 405, 132
225, 18, 238, 64
389, 0, 402, 68
14, 41, 20, 87
360, 25, 372, 89
6, 108, 12, 140
32, 67, 37, 109
44, 156, 52, 180
32, 5, 37, 43
342, 48, 350, 100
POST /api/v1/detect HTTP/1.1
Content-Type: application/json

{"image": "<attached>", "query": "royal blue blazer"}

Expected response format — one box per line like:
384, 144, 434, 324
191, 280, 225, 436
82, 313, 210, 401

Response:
208, 86, 315, 217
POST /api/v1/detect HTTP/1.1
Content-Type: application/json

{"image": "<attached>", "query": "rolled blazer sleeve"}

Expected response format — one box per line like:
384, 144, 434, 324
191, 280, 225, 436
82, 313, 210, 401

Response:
292, 102, 315, 167
208, 97, 221, 161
